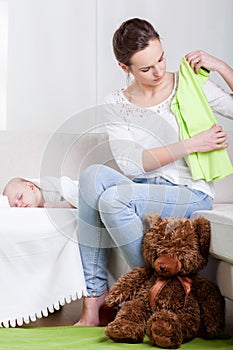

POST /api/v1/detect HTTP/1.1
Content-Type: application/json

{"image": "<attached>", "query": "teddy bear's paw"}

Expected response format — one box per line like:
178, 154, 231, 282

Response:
104, 294, 119, 308
147, 313, 182, 349
105, 320, 144, 343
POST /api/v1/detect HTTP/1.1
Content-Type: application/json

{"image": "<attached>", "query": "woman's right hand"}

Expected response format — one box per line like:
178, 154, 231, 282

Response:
185, 124, 228, 154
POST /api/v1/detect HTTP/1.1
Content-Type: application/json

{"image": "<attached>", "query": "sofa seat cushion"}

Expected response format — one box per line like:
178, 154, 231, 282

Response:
191, 204, 233, 264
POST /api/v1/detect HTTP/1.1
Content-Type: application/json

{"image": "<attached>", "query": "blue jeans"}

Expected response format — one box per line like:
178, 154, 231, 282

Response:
78, 164, 212, 296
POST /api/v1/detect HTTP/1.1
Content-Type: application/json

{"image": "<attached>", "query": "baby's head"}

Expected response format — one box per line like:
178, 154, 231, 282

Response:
3, 177, 44, 208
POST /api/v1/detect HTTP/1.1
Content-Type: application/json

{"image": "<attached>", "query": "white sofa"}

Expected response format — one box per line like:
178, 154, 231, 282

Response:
0, 130, 232, 335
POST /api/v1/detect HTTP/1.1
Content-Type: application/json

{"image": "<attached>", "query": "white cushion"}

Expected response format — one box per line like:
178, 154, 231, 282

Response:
191, 204, 233, 264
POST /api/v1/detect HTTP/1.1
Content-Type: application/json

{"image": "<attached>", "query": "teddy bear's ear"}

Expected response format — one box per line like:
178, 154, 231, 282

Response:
193, 217, 211, 259
143, 212, 162, 234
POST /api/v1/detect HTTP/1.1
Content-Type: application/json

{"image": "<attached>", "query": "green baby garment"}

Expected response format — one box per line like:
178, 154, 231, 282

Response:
171, 57, 233, 181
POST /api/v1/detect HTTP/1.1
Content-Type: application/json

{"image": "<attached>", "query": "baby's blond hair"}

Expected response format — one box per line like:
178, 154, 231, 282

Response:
3, 177, 28, 196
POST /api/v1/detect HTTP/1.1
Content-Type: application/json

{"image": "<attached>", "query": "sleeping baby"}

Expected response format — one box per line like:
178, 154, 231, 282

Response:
2, 176, 78, 208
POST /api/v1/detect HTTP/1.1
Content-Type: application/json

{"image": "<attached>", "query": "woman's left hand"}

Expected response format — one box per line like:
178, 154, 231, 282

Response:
186, 50, 233, 91
185, 50, 224, 74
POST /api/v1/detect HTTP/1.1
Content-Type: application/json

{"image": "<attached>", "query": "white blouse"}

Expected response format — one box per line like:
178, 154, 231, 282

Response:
104, 74, 233, 199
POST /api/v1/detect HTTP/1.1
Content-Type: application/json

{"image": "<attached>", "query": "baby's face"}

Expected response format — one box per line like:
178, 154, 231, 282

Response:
5, 181, 43, 208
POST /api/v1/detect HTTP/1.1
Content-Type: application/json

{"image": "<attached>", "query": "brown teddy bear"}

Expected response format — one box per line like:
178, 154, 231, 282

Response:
104, 213, 225, 349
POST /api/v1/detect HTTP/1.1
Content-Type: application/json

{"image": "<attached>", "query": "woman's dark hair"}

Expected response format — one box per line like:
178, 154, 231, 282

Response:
113, 18, 160, 66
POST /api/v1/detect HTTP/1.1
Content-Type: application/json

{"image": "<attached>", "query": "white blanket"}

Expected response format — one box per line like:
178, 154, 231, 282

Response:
0, 195, 10, 207
0, 207, 86, 327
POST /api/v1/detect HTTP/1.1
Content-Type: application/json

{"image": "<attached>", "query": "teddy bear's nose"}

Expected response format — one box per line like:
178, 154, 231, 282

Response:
159, 264, 166, 272
154, 254, 182, 276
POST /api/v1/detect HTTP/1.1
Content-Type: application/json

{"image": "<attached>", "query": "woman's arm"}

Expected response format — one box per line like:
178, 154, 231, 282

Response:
142, 124, 228, 172
105, 97, 228, 174
185, 50, 233, 91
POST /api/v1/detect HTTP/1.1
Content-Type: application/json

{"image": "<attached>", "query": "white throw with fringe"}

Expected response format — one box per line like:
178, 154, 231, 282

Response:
0, 207, 87, 327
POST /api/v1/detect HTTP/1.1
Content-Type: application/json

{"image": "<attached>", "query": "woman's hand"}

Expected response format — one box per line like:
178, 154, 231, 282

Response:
185, 50, 224, 74
185, 50, 233, 91
143, 124, 228, 173
185, 124, 228, 154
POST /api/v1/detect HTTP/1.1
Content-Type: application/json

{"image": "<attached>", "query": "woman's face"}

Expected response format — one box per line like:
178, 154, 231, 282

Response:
129, 39, 166, 87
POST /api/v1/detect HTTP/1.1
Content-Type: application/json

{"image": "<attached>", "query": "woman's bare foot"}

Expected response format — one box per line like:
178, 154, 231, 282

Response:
74, 290, 108, 326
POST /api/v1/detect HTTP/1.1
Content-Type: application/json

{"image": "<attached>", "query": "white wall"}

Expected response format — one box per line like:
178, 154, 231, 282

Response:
7, 0, 97, 132
0, 0, 8, 129
4, 0, 233, 132
97, 0, 233, 103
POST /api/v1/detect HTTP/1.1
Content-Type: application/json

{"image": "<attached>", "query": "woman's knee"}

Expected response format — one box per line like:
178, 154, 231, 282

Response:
98, 185, 131, 222
79, 164, 103, 185
98, 188, 122, 230
79, 164, 124, 203
79, 164, 117, 191
98, 187, 116, 214
79, 164, 129, 194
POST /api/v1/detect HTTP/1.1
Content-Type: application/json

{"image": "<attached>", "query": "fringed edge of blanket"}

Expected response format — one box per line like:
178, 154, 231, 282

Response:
0, 288, 87, 328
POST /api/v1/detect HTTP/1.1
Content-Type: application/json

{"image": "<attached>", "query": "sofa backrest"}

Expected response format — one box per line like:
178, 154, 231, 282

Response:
0, 131, 119, 193
0, 130, 232, 204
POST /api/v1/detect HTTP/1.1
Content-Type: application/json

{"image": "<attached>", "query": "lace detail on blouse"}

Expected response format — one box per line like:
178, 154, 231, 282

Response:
110, 73, 178, 120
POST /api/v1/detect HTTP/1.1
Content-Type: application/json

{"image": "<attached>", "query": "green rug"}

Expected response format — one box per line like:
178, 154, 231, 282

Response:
0, 327, 232, 350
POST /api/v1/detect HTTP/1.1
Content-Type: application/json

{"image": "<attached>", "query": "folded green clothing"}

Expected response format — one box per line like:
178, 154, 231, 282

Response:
171, 57, 233, 182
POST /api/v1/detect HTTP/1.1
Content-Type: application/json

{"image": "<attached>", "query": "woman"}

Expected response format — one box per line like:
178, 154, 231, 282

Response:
75, 18, 233, 326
